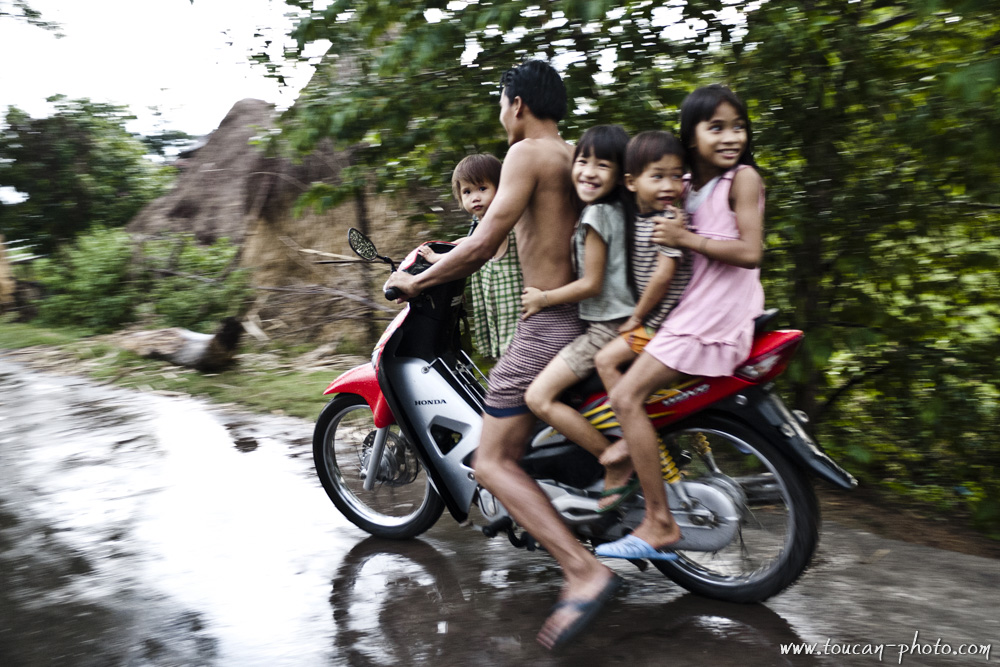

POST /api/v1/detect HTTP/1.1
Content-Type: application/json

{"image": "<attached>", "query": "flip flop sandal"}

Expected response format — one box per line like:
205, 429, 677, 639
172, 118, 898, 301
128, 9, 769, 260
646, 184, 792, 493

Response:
544, 574, 624, 651
594, 534, 679, 561
597, 476, 641, 513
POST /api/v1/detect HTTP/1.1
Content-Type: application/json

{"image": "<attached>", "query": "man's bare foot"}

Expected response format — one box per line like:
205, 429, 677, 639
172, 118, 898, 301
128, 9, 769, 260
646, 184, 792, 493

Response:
537, 569, 623, 650
598, 438, 629, 468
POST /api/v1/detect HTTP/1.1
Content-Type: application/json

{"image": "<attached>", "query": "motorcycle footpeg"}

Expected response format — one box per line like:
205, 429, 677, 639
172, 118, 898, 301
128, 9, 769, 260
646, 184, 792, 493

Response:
481, 516, 513, 538
627, 558, 649, 572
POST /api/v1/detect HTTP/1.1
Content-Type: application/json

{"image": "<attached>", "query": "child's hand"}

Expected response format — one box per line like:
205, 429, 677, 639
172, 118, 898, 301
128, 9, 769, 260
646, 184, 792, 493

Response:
652, 209, 686, 247
618, 314, 642, 333
521, 287, 547, 319
417, 245, 441, 264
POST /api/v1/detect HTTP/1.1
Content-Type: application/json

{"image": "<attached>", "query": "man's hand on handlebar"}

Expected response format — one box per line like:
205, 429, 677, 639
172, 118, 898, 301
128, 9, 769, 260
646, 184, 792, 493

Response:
384, 270, 420, 304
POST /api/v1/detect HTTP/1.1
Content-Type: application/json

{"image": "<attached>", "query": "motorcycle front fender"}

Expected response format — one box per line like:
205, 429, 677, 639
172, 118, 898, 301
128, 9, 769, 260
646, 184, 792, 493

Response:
323, 364, 394, 428
716, 387, 858, 490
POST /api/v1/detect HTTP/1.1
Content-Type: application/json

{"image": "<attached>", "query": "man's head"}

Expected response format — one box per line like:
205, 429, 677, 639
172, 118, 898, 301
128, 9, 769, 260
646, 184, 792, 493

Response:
498, 60, 566, 143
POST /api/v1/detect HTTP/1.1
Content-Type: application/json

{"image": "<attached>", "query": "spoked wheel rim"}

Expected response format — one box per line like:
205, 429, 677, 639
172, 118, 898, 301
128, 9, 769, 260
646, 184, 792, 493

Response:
321, 401, 437, 528
653, 419, 817, 601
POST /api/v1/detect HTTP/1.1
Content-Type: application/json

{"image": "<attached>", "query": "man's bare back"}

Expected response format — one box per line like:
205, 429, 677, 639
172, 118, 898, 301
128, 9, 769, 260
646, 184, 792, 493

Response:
385, 112, 576, 298
508, 135, 578, 291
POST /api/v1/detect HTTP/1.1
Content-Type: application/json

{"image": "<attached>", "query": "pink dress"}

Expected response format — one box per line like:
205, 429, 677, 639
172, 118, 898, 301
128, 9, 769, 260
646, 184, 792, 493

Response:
644, 165, 765, 377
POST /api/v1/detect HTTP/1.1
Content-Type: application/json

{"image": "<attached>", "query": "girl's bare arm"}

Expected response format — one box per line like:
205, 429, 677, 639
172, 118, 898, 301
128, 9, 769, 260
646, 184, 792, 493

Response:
652, 168, 764, 269
522, 228, 607, 317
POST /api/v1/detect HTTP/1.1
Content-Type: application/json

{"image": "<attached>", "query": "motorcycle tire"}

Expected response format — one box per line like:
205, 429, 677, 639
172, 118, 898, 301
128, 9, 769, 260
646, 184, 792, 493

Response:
313, 394, 444, 539
651, 414, 819, 603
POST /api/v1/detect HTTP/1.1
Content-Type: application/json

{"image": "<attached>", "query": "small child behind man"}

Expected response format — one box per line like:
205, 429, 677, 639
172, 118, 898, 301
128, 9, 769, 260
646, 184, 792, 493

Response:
419, 154, 523, 358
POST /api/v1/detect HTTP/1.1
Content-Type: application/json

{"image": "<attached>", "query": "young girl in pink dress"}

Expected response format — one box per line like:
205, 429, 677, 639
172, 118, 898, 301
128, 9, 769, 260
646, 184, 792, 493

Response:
596, 84, 766, 561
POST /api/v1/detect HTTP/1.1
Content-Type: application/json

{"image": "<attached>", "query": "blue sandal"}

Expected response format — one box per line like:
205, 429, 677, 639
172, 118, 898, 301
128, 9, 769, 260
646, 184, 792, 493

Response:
595, 534, 679, 561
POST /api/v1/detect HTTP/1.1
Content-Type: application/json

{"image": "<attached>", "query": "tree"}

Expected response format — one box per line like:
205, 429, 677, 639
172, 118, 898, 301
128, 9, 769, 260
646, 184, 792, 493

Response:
273, 0, 1000, 530
724, 1, 1000, 527
274, 0, 719, 232
0, 0, 61, 34
0, 97, 173, 252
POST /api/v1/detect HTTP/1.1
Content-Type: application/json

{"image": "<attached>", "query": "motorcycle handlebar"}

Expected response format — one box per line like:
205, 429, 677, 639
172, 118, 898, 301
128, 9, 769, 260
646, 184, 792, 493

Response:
385, 286, 402, 301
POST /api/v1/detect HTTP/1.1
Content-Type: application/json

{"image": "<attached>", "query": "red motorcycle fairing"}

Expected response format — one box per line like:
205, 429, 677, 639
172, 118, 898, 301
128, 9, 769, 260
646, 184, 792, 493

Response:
645, 329, 805, 425
323, 364, 394, 428
574, 329, 805, 430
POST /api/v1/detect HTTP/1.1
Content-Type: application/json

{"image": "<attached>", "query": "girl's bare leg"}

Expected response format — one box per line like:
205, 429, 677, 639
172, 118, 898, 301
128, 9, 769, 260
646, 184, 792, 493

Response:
594, 338, 637, 486
526, 355, 633, 506
607, 352, 683, 548
525, 357, 612, 459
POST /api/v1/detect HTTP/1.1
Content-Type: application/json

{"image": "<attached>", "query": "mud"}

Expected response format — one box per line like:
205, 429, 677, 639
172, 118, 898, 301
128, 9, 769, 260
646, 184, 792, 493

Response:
0, 358, 996, 666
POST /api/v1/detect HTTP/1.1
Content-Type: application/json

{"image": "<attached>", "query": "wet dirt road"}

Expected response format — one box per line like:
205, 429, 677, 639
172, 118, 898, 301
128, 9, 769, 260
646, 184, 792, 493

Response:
0, 357, 996, 666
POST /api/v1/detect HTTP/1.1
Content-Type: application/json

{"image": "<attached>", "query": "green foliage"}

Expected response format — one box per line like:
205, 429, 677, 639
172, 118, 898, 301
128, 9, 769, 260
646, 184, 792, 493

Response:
140, 129, 197, 158
725, 1, 1000, 528
141, 234, 253, 332
28, 229, 254, 335
32, 227, 139, 333
271, 0, 717, 215
273, 0, 1000, 532
0, 97, 173, 252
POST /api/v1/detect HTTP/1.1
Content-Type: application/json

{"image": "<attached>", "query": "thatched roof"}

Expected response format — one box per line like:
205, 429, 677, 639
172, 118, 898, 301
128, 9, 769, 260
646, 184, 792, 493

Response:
127, 99, 347, 245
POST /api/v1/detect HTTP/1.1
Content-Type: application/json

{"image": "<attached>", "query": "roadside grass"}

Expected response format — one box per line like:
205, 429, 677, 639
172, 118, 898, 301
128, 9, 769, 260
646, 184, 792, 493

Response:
0, 319, 348, 420
0, 320, 92, 348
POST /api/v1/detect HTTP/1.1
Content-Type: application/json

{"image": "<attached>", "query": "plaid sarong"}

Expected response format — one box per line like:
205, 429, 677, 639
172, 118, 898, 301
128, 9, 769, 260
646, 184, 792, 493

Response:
483, 303, 584, 417
467, 231, 523, 359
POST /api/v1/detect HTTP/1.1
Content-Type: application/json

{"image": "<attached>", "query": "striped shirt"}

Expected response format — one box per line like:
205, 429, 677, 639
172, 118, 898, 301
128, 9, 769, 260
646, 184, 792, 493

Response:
632, 214, 691, 330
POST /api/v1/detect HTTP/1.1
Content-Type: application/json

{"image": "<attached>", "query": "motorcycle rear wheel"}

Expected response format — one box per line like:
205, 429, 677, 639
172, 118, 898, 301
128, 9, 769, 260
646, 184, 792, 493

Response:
652, 415, 819, 603
313, 394, 444, 539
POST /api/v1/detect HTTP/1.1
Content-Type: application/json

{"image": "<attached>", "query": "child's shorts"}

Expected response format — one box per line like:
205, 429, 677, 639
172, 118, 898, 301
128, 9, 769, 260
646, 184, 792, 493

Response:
558, 319, 627, 379
620, 324, 657, 355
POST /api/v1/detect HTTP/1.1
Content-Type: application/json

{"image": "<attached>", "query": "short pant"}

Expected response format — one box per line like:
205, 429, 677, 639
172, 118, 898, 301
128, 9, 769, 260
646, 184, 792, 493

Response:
483, 303, 584, 418
620, 323, 657, 355
558, 318, 628, 379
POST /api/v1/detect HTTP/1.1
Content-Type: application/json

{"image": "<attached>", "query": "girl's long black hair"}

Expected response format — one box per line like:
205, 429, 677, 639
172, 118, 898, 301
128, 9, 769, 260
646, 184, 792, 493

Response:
680, 84, 757, 184
573, 125, 639, 299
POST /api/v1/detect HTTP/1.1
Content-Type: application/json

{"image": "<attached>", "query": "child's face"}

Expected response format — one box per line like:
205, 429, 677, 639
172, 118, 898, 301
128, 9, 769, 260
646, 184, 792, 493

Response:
458, 179, 497, 217
571, 150, 620, 205
626, 154, 685, 214
692, 101, 747, 175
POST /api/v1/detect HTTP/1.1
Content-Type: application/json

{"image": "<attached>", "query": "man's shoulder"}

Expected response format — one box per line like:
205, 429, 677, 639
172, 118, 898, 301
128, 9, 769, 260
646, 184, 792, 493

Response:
508, 135, 573, 160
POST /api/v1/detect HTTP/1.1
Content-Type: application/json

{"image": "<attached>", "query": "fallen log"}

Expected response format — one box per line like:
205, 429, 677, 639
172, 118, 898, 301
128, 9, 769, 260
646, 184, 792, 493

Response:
116, 318, 244, 372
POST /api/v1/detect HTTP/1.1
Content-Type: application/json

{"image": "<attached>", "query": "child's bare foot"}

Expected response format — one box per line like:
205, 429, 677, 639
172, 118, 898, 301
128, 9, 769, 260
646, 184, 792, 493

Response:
599, 438, 629, 468
598, 453, 636, 511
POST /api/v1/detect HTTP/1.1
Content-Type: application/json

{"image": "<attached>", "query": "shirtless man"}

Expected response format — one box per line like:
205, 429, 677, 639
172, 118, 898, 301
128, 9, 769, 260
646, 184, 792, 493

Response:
385, 60, 621, 651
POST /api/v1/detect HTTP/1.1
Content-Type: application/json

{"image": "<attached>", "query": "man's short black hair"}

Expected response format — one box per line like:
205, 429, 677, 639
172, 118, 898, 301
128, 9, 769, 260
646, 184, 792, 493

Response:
500, 59, 567, 122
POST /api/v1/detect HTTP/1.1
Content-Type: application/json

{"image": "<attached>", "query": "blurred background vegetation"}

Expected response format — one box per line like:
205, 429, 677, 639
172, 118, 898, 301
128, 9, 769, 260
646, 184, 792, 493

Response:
1, 0, 998, 535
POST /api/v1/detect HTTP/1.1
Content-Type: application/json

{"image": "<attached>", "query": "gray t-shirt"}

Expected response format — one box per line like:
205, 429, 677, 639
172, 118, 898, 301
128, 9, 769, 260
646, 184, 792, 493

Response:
574, 201, 636, 322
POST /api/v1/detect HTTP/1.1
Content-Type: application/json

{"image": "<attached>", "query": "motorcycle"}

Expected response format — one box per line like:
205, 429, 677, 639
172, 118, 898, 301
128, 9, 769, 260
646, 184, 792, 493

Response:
313, 228, 856, 603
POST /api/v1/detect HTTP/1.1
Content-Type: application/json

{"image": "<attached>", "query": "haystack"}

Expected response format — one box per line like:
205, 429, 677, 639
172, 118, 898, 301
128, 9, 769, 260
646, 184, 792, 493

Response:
126, 99, 454, 349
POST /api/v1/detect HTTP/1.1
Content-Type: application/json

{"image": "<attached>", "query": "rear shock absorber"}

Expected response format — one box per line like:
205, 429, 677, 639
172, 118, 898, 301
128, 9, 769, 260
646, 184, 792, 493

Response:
692, 431, 722, 474
658, 439, 682, 483
658, 437, 695, 510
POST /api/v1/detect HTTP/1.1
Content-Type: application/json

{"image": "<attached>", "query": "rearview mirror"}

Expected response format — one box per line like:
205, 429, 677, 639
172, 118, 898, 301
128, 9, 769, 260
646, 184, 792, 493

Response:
348, 228, 395, 271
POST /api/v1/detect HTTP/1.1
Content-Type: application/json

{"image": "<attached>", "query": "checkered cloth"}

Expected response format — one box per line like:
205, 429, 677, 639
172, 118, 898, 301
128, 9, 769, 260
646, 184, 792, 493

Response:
467, 231, 523, 359
483, 302, 584, 417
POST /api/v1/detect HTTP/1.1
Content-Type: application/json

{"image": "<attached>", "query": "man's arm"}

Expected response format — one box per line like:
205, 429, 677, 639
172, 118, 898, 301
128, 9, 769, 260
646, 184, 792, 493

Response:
385, 142, 536, 300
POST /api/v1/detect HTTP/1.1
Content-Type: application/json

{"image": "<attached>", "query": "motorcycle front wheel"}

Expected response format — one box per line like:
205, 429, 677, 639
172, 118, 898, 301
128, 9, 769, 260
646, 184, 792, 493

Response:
652, 415, 819, 603
313, 394, 444, 539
